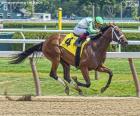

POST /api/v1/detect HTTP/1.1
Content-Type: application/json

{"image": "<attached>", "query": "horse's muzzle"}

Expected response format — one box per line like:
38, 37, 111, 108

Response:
118, 38, 128, 46
122, 41, 128, 47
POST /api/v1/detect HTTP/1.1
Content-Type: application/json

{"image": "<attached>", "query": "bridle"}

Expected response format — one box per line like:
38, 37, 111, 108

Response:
90, 25, 126, 51
111, 26, 124, 43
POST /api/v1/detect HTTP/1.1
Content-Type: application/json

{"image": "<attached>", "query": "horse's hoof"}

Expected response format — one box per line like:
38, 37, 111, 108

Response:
100, 87, 106, 93
65, 86, 69, 95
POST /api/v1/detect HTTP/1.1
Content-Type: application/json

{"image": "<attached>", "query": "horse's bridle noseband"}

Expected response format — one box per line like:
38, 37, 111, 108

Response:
111, 26, 124, 43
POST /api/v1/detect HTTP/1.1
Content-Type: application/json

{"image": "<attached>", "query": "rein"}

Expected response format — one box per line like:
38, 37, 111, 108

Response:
111, 26, 124, 43
89, 25, 124, 51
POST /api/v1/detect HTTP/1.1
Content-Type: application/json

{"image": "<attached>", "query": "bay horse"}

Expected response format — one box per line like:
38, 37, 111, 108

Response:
10, 24, 128, 95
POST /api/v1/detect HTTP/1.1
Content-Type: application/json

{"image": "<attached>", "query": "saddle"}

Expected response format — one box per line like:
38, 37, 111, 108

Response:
60, 33, 89, 67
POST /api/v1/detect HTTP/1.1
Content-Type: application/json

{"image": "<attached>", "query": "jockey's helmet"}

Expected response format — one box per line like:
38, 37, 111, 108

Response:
95, 16, 104, 25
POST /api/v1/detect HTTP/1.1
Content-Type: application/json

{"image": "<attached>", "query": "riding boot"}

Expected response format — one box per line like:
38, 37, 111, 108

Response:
75, 32, 89, 47
75, 37, 82, 47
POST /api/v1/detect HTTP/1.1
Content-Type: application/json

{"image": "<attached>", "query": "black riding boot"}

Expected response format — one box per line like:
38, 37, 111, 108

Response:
75, 38, 82, 47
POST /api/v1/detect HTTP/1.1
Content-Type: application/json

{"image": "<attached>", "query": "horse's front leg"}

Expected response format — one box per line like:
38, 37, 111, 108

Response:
72, 66, 91, 88
96, 65, 113, 93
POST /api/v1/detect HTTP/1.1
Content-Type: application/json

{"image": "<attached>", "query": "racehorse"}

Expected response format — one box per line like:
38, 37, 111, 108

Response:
10, 24, 128, 95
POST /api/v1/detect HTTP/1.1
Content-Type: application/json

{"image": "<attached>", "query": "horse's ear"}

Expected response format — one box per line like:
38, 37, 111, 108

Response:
108, 22, 113, 26
113, 22, 116, 26
107, 22, 111, 26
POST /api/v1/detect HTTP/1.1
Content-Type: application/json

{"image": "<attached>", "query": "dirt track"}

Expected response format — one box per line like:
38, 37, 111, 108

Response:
0, 96, 140, 116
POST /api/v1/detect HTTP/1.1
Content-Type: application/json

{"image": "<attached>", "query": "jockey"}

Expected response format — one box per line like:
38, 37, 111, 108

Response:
74, 16, 104, 46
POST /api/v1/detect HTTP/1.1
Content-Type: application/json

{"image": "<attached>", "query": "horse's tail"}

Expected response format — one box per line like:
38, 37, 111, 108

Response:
9, 42, 43, 64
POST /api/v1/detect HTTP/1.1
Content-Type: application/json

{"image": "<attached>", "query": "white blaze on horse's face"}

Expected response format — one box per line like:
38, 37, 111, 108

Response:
111, 26, 128, 46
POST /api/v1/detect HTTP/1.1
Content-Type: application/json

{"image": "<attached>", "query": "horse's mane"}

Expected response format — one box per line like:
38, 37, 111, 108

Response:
100, 25, 111, 33
100, 23, 117, 33
90, 24, 112, 41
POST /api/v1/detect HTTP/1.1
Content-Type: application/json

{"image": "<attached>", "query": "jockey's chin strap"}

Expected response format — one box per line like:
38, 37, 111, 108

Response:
111, 26, 124, 43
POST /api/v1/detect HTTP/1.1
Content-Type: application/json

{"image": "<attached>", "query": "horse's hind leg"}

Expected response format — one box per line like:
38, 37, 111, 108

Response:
60, 59, 71, 83
97, 65, 113, 93
49, 58, 60, 80
60, 59, 83, 95
49, 58, 69, 95
49, 58, 64, 84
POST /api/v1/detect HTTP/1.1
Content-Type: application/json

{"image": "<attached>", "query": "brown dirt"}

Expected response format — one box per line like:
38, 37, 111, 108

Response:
0, 96, 140, 116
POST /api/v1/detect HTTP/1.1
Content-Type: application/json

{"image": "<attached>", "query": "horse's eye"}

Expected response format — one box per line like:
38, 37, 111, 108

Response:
115, 29, 120, 35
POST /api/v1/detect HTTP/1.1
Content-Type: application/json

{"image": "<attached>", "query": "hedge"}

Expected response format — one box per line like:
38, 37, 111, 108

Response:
117, 23, 140, 29
3, 22, 76, 29
3, 22, 140, 29
12, 32, 140, 40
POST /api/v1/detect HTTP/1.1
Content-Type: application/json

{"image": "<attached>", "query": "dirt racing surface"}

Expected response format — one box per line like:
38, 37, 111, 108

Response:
0, 96, 140, 116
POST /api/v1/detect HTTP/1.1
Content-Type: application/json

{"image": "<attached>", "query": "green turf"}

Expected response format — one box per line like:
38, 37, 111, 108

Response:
1, 58, 140, 73
0, 58, 139, 96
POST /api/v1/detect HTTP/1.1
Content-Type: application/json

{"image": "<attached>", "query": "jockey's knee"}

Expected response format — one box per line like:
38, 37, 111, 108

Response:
80, 32, 89, 39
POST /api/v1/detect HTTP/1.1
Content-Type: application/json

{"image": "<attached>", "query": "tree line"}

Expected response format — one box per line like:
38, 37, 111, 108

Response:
7, 0, 140, 19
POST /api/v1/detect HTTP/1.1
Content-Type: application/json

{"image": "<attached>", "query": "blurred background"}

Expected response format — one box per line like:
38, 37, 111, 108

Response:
0, 0, 139, 21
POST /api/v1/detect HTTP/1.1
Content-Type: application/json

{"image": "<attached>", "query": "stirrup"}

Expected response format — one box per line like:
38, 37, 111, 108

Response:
75, 42, 81, 47
75, 40, 82, 47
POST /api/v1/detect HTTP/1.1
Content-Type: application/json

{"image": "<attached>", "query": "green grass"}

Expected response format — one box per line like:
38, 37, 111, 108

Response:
0, 58, 139, 97
2, 58, 140, 74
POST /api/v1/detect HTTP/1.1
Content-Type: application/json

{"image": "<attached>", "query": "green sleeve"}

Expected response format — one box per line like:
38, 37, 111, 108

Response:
87, 22, 97, 34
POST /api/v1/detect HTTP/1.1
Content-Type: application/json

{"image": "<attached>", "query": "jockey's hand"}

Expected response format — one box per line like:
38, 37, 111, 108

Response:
96, 29, 102, 35
97, 31, 102, 35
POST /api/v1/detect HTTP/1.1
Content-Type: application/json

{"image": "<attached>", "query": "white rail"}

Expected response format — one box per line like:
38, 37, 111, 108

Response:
0, 29, 140, 33
0, 51, 139, 58
2, 19, 140, 23
0, 29, 73, 33
0, 39, 44, 43
107, 52, 140, 58
0, 39, 139, 45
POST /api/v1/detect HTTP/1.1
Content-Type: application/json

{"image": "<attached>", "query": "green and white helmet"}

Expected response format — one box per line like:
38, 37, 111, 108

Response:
95, 16, 104, 24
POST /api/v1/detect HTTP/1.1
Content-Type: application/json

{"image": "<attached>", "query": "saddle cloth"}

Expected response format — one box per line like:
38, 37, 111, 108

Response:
60, 33, 89, 56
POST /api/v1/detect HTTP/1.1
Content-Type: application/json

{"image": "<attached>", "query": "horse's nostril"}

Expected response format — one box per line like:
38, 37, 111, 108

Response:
122, 41, 128, 46
125, 41, 128, 45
